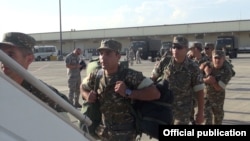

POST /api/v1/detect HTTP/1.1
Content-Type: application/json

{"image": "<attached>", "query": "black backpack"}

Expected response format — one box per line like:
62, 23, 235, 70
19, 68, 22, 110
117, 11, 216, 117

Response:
132, 79, 174, 139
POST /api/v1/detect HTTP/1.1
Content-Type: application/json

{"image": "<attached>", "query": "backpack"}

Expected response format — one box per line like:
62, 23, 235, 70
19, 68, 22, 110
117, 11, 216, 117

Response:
132, 79, 174, 139
79, 67, 173, 140
79, 59, 87, 71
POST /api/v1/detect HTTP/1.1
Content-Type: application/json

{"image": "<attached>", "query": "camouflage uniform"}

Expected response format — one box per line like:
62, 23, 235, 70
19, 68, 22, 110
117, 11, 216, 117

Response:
151, 36, 204, 125
204, 51, 233, 125
81, 39, 153, 141
189, 44, 210, 123
128, 48, 135, 66
86, 58, 101, 75
135, 49, 141, 64
65, 51, 81, 105
22, 80, 69, 112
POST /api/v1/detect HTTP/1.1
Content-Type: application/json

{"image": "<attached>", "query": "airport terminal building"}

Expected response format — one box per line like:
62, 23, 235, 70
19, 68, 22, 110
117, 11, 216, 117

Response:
30, 20, 250, 56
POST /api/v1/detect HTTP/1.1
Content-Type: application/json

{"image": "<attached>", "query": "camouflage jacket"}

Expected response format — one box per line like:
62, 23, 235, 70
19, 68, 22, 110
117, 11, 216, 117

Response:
205, 62, 233, 100
65, 52, 81, 79
21, 80, 69, 112
152, 56, 204, 113
82, 65, 146, 131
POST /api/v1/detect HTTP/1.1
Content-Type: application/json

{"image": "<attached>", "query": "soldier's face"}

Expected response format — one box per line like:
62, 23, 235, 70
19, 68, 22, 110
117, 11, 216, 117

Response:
212, 56, 225, 69
98, 49, 120, 71
204, 47, 213, 56
172, 44, 188, 59
0, 45, 33, 83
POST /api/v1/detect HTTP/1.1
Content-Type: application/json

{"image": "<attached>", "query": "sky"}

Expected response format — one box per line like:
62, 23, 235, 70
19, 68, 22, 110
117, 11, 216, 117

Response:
1, 0, 250, 39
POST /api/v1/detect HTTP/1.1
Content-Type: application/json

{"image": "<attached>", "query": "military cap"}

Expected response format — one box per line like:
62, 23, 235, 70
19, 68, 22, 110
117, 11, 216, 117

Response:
212, 50, 225, 57
205, 42, 214, 48
97, 39, 122, 53
172, 35, 188, 47
189, 41, 203, 51
0, 32, 36, 49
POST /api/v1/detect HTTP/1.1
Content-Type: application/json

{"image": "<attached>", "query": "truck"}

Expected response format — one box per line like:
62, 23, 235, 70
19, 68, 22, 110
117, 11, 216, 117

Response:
215, 35, 238, 58
130, 37, 161, 61
160, 41, 172, 57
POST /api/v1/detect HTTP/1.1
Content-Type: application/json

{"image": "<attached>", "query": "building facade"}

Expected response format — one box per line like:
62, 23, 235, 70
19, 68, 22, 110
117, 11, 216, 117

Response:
29, 20, 250, 56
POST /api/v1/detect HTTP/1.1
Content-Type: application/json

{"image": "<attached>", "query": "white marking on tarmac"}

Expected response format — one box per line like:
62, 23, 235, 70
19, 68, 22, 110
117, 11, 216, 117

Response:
31, 64, 50, 73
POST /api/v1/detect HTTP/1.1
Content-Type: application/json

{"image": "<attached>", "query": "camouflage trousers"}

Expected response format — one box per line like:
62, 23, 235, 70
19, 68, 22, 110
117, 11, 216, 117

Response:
136, 57, 141, 64
68, 78, 81, 104
204, 99, 224, 125
173, 109, 192, 125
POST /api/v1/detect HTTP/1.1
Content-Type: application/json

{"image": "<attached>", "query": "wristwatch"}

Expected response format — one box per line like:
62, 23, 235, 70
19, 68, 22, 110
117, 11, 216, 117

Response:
125, 89, 132, 97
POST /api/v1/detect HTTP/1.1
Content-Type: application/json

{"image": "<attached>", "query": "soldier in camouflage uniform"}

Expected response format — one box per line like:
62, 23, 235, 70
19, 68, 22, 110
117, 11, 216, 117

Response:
202, 50, 233, 124
201, 42, 236, 77
203, 42, 215, 61
80, 39, 160, 141
0, 32, 69, 112
128, 47, 135, 66
188, 42, 210, 124
151, 35, 205, 125
65, 48, 82, 108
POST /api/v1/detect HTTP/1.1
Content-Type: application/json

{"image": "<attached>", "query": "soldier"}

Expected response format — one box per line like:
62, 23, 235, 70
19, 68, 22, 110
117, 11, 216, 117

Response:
188, 41, 210, 124
203, 50, 233, 124
80, 39, 160, 141
135, 49, 141, 64
128, 47, 135, 66
65, 48, 83, 108
200, 42, 236, 77
0, 32, 69, 112
203, 42, 215, 61
151, 35, 205, 125
188, 42, 210, 65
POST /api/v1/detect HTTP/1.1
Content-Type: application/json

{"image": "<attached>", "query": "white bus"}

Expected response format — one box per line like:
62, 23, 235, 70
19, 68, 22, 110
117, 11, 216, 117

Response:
33, 45, 58, 61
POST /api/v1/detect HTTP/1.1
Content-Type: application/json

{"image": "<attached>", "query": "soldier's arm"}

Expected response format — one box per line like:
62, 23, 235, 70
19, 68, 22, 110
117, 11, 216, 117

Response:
195, 90, 205, 124
127, 84, 160, 101
65, 55, 80, 69
115, 77, 160, 101
80, 75, 97, 103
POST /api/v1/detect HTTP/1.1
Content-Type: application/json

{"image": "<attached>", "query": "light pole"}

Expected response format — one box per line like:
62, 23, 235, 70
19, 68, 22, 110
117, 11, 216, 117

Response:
59, 0, 63, 58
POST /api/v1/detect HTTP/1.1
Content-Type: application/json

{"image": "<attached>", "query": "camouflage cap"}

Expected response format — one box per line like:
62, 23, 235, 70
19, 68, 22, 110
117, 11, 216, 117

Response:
172, 35, 188, 47
205, 42, 214, 48
212, 50, 225, 57
189, 41, 202, 49
97, 39, 122, 53
0, 32, 36, 49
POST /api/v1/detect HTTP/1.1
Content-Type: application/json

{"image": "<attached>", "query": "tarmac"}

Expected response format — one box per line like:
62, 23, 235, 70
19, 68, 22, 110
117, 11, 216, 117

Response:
28, 53, 250, 140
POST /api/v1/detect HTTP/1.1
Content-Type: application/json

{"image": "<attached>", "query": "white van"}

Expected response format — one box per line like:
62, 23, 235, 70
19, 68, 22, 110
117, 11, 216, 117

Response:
33, 45, 58, 61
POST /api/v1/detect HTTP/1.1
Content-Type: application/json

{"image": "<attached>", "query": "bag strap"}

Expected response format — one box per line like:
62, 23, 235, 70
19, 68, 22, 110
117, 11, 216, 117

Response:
94, 69, 103, 92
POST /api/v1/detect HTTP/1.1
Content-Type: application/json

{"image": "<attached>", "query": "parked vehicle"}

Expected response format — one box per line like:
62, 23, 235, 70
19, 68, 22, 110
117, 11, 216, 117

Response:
160, 41, 172, 57
130, 37, 161, 61
33, 45, 58, 61
215, 35, 238, 58
238, 47, 250, 53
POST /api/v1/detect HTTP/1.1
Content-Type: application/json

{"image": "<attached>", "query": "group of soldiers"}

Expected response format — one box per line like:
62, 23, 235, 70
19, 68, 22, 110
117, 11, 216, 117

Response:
125, 48, 141, 66
152, 37, 234, 125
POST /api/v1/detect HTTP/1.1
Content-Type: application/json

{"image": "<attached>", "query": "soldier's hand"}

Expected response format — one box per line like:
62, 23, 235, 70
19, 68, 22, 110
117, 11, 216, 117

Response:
199, 62, 206, 70
87, 90, 97, 103
114, 81, 126, 97
195, 113, 204, 125
204, 65, 212, 75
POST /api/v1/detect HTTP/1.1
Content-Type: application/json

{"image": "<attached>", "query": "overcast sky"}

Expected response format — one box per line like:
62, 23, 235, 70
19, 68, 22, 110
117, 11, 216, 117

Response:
1, 0, 250, 39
